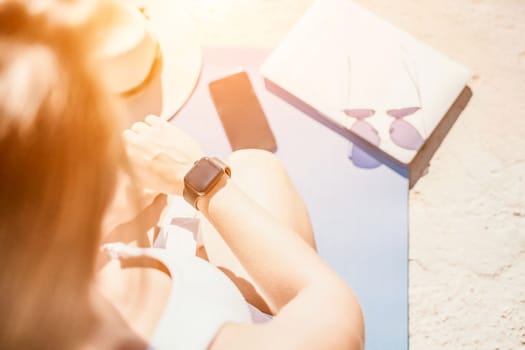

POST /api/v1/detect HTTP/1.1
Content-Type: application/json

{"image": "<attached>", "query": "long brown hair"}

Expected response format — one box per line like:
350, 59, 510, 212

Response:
0, 1, 128, 348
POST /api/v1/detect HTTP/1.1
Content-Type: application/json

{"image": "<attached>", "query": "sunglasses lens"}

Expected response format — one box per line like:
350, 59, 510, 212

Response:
386, 107, 420, 119
350, 145, 381, 169
390, 118, 424, 150
351, 120, 380, 145
343, 108, 375, 119
349, 120, 381, 168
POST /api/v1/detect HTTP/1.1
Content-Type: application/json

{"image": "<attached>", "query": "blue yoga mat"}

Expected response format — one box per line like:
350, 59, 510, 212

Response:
172, 47, 408, 350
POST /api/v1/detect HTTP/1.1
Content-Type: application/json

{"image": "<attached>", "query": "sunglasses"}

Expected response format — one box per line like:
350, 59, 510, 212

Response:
344, 52, 425, 169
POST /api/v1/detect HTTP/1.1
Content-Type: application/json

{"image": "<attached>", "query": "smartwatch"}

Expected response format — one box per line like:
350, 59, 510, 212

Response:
183, 157, 231, 210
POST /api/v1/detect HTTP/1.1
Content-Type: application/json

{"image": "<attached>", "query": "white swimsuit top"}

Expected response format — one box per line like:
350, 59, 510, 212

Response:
103, 196, 271, 350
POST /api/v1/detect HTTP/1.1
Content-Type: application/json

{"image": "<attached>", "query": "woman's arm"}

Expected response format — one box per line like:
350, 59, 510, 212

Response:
124, 116, 364, 349
201, 178, 364, 350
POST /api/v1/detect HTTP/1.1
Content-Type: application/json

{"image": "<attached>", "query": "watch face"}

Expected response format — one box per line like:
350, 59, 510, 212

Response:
184, 158, 223, 194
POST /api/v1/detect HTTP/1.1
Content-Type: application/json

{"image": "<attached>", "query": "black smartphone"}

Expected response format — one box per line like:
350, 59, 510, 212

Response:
208, 70, 277, 152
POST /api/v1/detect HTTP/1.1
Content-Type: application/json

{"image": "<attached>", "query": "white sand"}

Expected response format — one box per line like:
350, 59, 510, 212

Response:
187, 0, 525, 348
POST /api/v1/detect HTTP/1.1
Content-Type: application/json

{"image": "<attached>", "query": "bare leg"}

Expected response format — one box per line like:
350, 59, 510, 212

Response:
198, 149, 316, 314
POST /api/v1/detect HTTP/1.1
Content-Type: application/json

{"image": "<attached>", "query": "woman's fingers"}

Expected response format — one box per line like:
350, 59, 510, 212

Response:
123, 129, 152, 162
123, 128, 147, 149
130, 121, 150, 134
145, 114, 164, 126
123, 129, 138, 141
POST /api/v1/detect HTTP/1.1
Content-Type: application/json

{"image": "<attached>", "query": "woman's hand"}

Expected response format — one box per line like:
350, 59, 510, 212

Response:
124, 115, 205, 196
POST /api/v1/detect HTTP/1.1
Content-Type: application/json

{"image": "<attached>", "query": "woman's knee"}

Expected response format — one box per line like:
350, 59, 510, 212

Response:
226, 149, 316, 250
227, 149, 285, 177
226, 149, 294, 197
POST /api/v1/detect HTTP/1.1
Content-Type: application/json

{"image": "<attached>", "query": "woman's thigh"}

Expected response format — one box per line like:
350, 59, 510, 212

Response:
198, 149, 316, 314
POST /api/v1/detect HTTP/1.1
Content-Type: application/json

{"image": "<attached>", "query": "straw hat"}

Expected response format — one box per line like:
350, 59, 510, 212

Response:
114, 0, 202, 124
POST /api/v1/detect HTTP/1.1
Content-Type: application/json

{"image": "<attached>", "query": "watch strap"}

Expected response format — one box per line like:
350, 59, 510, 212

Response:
210, 157, 231, 177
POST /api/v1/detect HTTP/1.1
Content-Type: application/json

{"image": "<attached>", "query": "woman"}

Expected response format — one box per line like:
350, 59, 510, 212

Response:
0, 1, 364, 349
